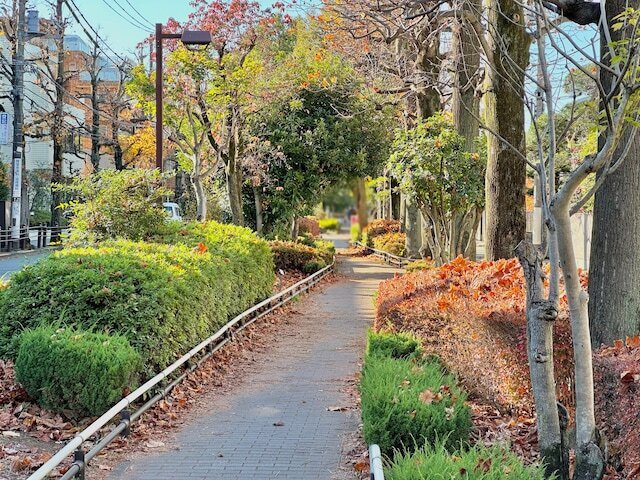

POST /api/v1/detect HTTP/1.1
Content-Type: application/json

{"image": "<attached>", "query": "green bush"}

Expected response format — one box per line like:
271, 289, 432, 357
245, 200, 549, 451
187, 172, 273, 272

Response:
367, 330, 422, 360
270, 240, 330, 273
15, 325, 140, 416
361, 334, 471, 456
372, 232, 406, 256
319, 217, 341, 232
311, 239, 335, 264
0, 222, 274, 375
386, 443, 550, 479
57, 169, 171, 245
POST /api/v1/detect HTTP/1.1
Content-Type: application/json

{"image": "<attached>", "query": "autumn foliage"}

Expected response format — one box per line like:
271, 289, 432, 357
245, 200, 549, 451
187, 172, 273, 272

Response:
375, 256, 575, 415
375, 256, 640, 477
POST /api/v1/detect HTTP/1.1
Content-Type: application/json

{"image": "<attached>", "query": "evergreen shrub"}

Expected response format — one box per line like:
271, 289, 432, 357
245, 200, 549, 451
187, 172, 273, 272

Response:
15, 325, 140, 416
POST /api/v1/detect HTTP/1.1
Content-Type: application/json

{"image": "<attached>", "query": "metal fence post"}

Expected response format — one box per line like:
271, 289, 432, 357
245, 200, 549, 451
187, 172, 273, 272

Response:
120, 409, 131, 437
73, 448, 85, 480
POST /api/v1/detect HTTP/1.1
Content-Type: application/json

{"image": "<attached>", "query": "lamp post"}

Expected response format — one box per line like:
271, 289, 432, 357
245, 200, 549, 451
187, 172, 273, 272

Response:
155, 24, 211, 171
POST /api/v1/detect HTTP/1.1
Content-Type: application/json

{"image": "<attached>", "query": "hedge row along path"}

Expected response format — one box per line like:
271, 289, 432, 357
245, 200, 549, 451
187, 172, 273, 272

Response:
108, 237, 400, 480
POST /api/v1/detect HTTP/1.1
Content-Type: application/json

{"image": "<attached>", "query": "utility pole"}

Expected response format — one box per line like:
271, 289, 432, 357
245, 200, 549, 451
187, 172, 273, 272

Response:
10, 0, 27, 245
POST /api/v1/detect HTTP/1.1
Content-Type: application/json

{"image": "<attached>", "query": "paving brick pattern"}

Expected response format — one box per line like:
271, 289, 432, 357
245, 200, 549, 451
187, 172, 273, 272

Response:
109, 254, 397, 480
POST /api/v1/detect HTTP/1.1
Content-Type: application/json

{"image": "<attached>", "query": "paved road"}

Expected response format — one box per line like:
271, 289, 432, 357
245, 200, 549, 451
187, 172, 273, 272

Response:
109, 256, 398, 480
0, 250, 51, 279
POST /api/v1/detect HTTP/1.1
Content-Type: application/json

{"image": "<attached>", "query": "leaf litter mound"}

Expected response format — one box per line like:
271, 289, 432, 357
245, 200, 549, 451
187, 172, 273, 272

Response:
375, 256, 638, 478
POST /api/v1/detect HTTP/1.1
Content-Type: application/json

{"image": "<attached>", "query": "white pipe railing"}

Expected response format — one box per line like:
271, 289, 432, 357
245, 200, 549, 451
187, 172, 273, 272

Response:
28, 260, 335, 480
369, 444, 384, 480
353, 241, 409, 268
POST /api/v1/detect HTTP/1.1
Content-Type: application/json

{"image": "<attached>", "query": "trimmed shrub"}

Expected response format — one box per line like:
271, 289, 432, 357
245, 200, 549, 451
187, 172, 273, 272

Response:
270, 240, 330, 273
366, 330, 422, 360
363, 219, 401, 247
405, 258, 436, 272
319, 218, 341, 232
312, 239, 335, 264
298, 217, 321, 237
0, 222, 274, 374
361, 333, 471, 455
15, 325, 140, 416
385, 443, 550, 479
373, 232, 406, 256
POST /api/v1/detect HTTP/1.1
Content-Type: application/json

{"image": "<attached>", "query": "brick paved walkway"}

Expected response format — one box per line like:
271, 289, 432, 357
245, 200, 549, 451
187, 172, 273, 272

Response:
109, 253, 397, 480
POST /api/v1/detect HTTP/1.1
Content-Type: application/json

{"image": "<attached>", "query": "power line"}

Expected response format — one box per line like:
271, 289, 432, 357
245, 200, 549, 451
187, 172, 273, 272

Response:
123, 0, 154, 29
99, 0, 152, 33
64, 0, 129, 66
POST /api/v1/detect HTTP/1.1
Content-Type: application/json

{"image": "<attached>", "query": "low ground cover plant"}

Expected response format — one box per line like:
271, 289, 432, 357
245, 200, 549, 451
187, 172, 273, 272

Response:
404, 258, 436, 272
361, 331, 471, 455
318, 217, 340, 232
15, 325, 140, 416
372, 232, 406, 256
385, 443, 550, 479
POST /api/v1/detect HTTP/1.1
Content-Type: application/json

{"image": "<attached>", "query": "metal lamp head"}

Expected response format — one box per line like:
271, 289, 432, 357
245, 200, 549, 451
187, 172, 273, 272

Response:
181, 30, 212, 51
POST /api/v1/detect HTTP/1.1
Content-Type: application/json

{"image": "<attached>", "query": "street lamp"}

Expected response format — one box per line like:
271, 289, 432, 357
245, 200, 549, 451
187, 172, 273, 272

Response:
155, 23, 211, 171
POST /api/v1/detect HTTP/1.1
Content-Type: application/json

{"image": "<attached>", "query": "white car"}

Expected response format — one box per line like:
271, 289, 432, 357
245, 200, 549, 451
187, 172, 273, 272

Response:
163, 202, 183, 221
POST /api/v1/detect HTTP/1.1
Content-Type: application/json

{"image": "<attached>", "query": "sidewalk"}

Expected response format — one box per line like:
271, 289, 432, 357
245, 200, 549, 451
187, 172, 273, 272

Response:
109, 256, 398, 480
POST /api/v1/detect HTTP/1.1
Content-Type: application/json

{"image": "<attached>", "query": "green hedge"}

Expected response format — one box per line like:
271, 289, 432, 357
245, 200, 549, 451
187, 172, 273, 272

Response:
15, 325, 140, 416
0, 222, 274, 375
386, 443, 550, 479
372, 232, 406, 257
318, 218, 340, 232
361, 331, 471, 455
270, 240, 332, 273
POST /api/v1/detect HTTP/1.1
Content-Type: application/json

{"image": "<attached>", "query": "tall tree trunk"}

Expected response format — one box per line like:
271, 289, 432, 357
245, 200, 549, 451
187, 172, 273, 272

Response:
451, 0, 480, 153
516, 241, 567, 480
355, 177, 368, 233
483, 0, 529, 260
404, 199, 422, 258
589, 0, 640, 347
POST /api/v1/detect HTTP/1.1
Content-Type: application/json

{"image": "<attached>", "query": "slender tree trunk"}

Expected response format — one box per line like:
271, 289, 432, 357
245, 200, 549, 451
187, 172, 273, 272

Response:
553, 208, 604, 479
192, 152, 207, 222
483, 0, 529, 260
516, 241, 567, 480
253, 186, 263, 235
192, 174, 207, 221
50, 0, 65, 238
225, 110, 244, 226
589, 0, 640, 347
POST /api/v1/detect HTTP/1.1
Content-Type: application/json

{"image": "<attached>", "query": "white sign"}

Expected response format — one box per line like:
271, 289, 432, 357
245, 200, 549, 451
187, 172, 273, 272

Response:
12, 156, 21, 195
0, 113, 9, 145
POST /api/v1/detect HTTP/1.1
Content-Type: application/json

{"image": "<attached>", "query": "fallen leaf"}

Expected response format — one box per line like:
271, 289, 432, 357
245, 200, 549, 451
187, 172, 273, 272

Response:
620, 371, 637, 383
354, 461, 368, 472
145, 440, 165, 449
327, 406, 348, 412
419, 389, 435, 405
2, 430, 20, 437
